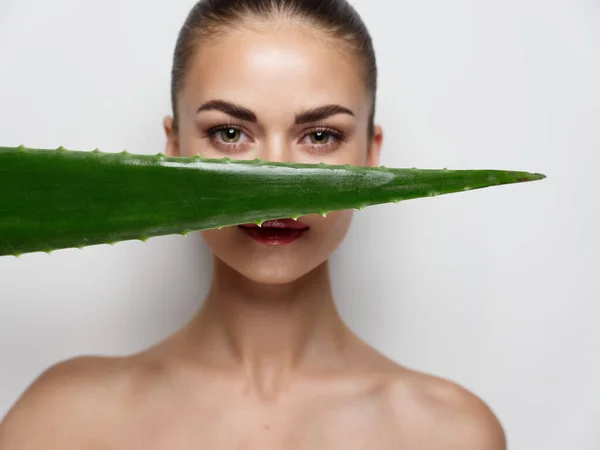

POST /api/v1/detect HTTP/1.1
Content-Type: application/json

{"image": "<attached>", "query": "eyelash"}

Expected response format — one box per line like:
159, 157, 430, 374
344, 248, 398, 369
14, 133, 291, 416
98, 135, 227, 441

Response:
301, 127, 346, 154
204, 122, 249, 153
204, 123, 346, 154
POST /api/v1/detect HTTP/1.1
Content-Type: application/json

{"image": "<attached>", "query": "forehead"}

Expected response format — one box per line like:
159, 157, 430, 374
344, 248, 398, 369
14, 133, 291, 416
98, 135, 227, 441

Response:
179, 21, 370, 121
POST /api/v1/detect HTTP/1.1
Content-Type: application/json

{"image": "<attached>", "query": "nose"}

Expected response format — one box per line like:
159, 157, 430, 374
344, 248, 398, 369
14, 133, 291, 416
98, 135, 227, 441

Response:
257, 134, 294, 163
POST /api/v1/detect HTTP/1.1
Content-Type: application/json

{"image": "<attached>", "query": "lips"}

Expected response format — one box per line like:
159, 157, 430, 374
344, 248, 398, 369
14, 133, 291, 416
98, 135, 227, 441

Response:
238, 218, 309, 245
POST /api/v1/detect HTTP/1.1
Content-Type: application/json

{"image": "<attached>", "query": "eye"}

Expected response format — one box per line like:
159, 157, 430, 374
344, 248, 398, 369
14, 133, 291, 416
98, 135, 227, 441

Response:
300, 128, 345, 153
219, 127, 242, 143
307, 131, 334, 145
205, 124, 252, 153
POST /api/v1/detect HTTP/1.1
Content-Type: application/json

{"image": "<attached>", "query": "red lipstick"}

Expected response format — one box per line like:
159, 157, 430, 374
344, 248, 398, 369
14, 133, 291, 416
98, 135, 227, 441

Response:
238, 219, 309, 245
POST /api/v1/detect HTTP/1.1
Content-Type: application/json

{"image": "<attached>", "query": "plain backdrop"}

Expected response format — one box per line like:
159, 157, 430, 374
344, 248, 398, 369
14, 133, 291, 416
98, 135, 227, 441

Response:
0, 0, 598, 448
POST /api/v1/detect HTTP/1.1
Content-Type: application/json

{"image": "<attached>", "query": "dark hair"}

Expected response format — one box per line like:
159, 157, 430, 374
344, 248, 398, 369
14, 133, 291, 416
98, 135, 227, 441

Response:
170, 0, 377, 137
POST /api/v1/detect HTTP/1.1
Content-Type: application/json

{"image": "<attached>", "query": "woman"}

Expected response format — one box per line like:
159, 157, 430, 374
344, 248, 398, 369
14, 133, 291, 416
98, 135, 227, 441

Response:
0, 0, 506, 448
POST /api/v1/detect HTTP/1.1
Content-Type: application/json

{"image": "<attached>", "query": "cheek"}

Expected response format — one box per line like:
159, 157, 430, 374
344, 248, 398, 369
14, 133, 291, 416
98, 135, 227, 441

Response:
315, 210, 354, 250
199, 227, 238, 254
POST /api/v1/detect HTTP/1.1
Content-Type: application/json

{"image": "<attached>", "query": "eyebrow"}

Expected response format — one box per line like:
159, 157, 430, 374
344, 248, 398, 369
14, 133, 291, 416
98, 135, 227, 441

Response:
294, 105, 355, 125
197, 100, 257, 122
197, 100, 355, 125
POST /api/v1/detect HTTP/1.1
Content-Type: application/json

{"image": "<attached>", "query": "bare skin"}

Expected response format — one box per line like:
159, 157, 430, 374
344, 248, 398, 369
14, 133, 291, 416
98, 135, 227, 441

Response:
0, 17, 506, 450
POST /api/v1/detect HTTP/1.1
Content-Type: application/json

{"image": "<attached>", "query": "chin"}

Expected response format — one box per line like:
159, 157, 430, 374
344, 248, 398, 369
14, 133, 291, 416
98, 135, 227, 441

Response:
201, 211, 354, 285
217, 253, 325, 285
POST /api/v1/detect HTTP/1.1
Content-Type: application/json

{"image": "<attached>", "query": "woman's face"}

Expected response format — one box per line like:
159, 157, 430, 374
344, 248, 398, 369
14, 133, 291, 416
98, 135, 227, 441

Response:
164, 19, 383, 284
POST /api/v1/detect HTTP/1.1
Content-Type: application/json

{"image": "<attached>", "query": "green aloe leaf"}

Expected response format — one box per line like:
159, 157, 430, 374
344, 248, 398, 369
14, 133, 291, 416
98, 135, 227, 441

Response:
0, 146, 545, 257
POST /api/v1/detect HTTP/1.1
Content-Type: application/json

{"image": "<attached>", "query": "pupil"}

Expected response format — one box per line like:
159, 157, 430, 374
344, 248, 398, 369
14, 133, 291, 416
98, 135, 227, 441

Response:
311, 131, 329, 143
225, 129, 237, 141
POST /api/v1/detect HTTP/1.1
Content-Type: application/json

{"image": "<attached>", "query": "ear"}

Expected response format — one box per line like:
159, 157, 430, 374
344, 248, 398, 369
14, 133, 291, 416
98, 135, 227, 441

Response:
163, 116, 180, 157
365, 125, 383, 167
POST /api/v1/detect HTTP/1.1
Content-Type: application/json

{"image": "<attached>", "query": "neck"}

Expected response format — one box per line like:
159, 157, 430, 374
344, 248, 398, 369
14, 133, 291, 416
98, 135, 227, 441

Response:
188, 256, 349, 385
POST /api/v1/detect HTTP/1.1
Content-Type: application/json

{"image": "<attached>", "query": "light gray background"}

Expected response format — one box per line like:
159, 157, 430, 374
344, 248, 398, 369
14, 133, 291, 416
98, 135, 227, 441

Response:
0, 0, 598, 448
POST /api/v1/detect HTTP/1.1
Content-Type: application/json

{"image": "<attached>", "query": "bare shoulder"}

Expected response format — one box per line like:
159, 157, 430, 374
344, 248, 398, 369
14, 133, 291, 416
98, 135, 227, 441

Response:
384, 368, 506, 450
0, 355, 142, 450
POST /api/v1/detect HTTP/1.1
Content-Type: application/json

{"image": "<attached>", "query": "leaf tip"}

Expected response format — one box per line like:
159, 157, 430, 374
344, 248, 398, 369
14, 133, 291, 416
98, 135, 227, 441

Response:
516, 172, 546, 182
